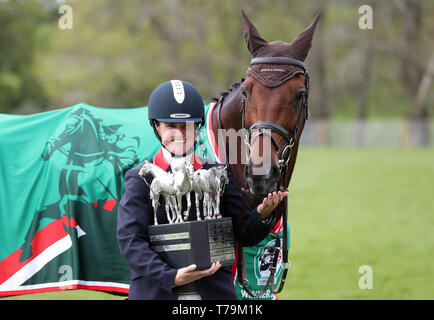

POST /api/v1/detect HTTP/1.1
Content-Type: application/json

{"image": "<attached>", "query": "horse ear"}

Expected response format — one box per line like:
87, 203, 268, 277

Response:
241, 10, 268, 57
289, 13, 320, 61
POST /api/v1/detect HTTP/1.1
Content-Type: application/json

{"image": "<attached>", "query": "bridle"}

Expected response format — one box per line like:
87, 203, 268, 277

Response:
241, 56, 309, 191
237, 56, 310, 297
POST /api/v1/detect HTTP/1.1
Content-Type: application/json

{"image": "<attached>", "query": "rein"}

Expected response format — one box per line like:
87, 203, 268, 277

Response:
215, 56, 310, 298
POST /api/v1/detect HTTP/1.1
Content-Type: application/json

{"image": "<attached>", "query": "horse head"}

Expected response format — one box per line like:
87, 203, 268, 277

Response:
173, 161, 194, 190
240, 11, 319, 196
42, 108, 104, 163
214, 165, 229, 185
138, 160, 154, 179
216, 165, 229, 194
184, 161, 195, 177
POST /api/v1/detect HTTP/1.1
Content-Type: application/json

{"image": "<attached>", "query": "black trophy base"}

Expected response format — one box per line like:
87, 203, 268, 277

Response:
148, 217, 235, 270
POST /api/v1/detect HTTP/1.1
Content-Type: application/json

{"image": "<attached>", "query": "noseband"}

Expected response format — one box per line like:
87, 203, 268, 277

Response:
242, 56, 309, 190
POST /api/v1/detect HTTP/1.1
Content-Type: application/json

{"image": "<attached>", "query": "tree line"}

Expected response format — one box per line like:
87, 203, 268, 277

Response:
1, 0, 433, 126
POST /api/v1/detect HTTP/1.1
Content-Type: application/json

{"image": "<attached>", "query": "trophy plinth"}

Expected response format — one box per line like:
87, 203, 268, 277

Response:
148, 217, 235, 270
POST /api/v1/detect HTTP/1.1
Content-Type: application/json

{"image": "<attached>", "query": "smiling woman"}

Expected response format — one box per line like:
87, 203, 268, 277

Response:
155, 121, 199, 157
147, 80, 205, 157
116, 79, 287, 300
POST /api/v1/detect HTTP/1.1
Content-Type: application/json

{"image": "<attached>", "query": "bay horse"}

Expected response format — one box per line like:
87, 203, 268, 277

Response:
210, 11, 320, 297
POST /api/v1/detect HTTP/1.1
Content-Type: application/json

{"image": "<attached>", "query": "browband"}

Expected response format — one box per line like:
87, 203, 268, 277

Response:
250, 57, 306, 72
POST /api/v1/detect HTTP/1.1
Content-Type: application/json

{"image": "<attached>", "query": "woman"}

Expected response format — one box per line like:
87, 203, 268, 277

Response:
117, 80, 288, 300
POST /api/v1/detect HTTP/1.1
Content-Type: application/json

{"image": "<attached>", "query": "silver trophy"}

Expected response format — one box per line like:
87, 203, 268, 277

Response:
139, 160, 194, 224
139, 160, 229, 224
138, 160, 235, 269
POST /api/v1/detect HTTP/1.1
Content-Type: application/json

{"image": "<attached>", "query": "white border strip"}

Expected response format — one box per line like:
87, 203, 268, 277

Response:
0, 235, 72, 291
3, 279, 130, 292
206, 103, 222, 163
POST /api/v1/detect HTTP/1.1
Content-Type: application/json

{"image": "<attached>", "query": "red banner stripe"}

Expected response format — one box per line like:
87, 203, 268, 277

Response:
0, 218, 69, 285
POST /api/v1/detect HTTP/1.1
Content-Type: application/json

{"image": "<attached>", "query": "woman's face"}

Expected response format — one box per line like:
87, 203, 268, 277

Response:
155, 121, 198, 155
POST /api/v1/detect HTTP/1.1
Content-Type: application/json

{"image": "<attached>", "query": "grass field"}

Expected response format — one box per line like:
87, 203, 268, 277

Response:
280, 148, 434, 299
2, 148, 434, 300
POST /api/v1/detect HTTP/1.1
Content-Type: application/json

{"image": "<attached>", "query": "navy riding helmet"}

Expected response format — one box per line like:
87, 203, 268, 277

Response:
148, 80, 205, 141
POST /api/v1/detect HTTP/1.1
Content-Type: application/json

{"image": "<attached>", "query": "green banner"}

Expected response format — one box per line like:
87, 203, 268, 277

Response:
0, 102, 288, 299
0, 103, 159, 296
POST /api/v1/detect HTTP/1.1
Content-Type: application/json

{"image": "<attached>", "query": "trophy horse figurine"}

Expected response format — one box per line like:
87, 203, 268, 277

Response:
190, 165, 229, 220
138, 161, 228, 224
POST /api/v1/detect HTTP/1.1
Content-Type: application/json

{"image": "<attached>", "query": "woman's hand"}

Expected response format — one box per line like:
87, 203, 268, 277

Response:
257, 191, 289, 220
173, 262, 221, 287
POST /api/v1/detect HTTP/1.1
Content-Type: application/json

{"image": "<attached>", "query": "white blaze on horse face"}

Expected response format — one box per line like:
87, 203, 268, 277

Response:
170, 80, 185, 104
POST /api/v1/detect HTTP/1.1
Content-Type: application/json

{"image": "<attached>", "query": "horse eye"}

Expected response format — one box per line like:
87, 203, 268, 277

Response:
293, 92, 305, 105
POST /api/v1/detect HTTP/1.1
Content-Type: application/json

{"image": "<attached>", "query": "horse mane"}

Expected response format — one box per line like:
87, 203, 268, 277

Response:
212, 77, 245, 102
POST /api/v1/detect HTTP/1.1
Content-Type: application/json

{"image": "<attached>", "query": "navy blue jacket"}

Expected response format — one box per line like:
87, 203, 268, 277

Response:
117, 149, 275, 300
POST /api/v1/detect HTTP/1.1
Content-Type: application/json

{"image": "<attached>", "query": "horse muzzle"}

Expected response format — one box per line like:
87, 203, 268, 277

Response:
244, 161, 280, 195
